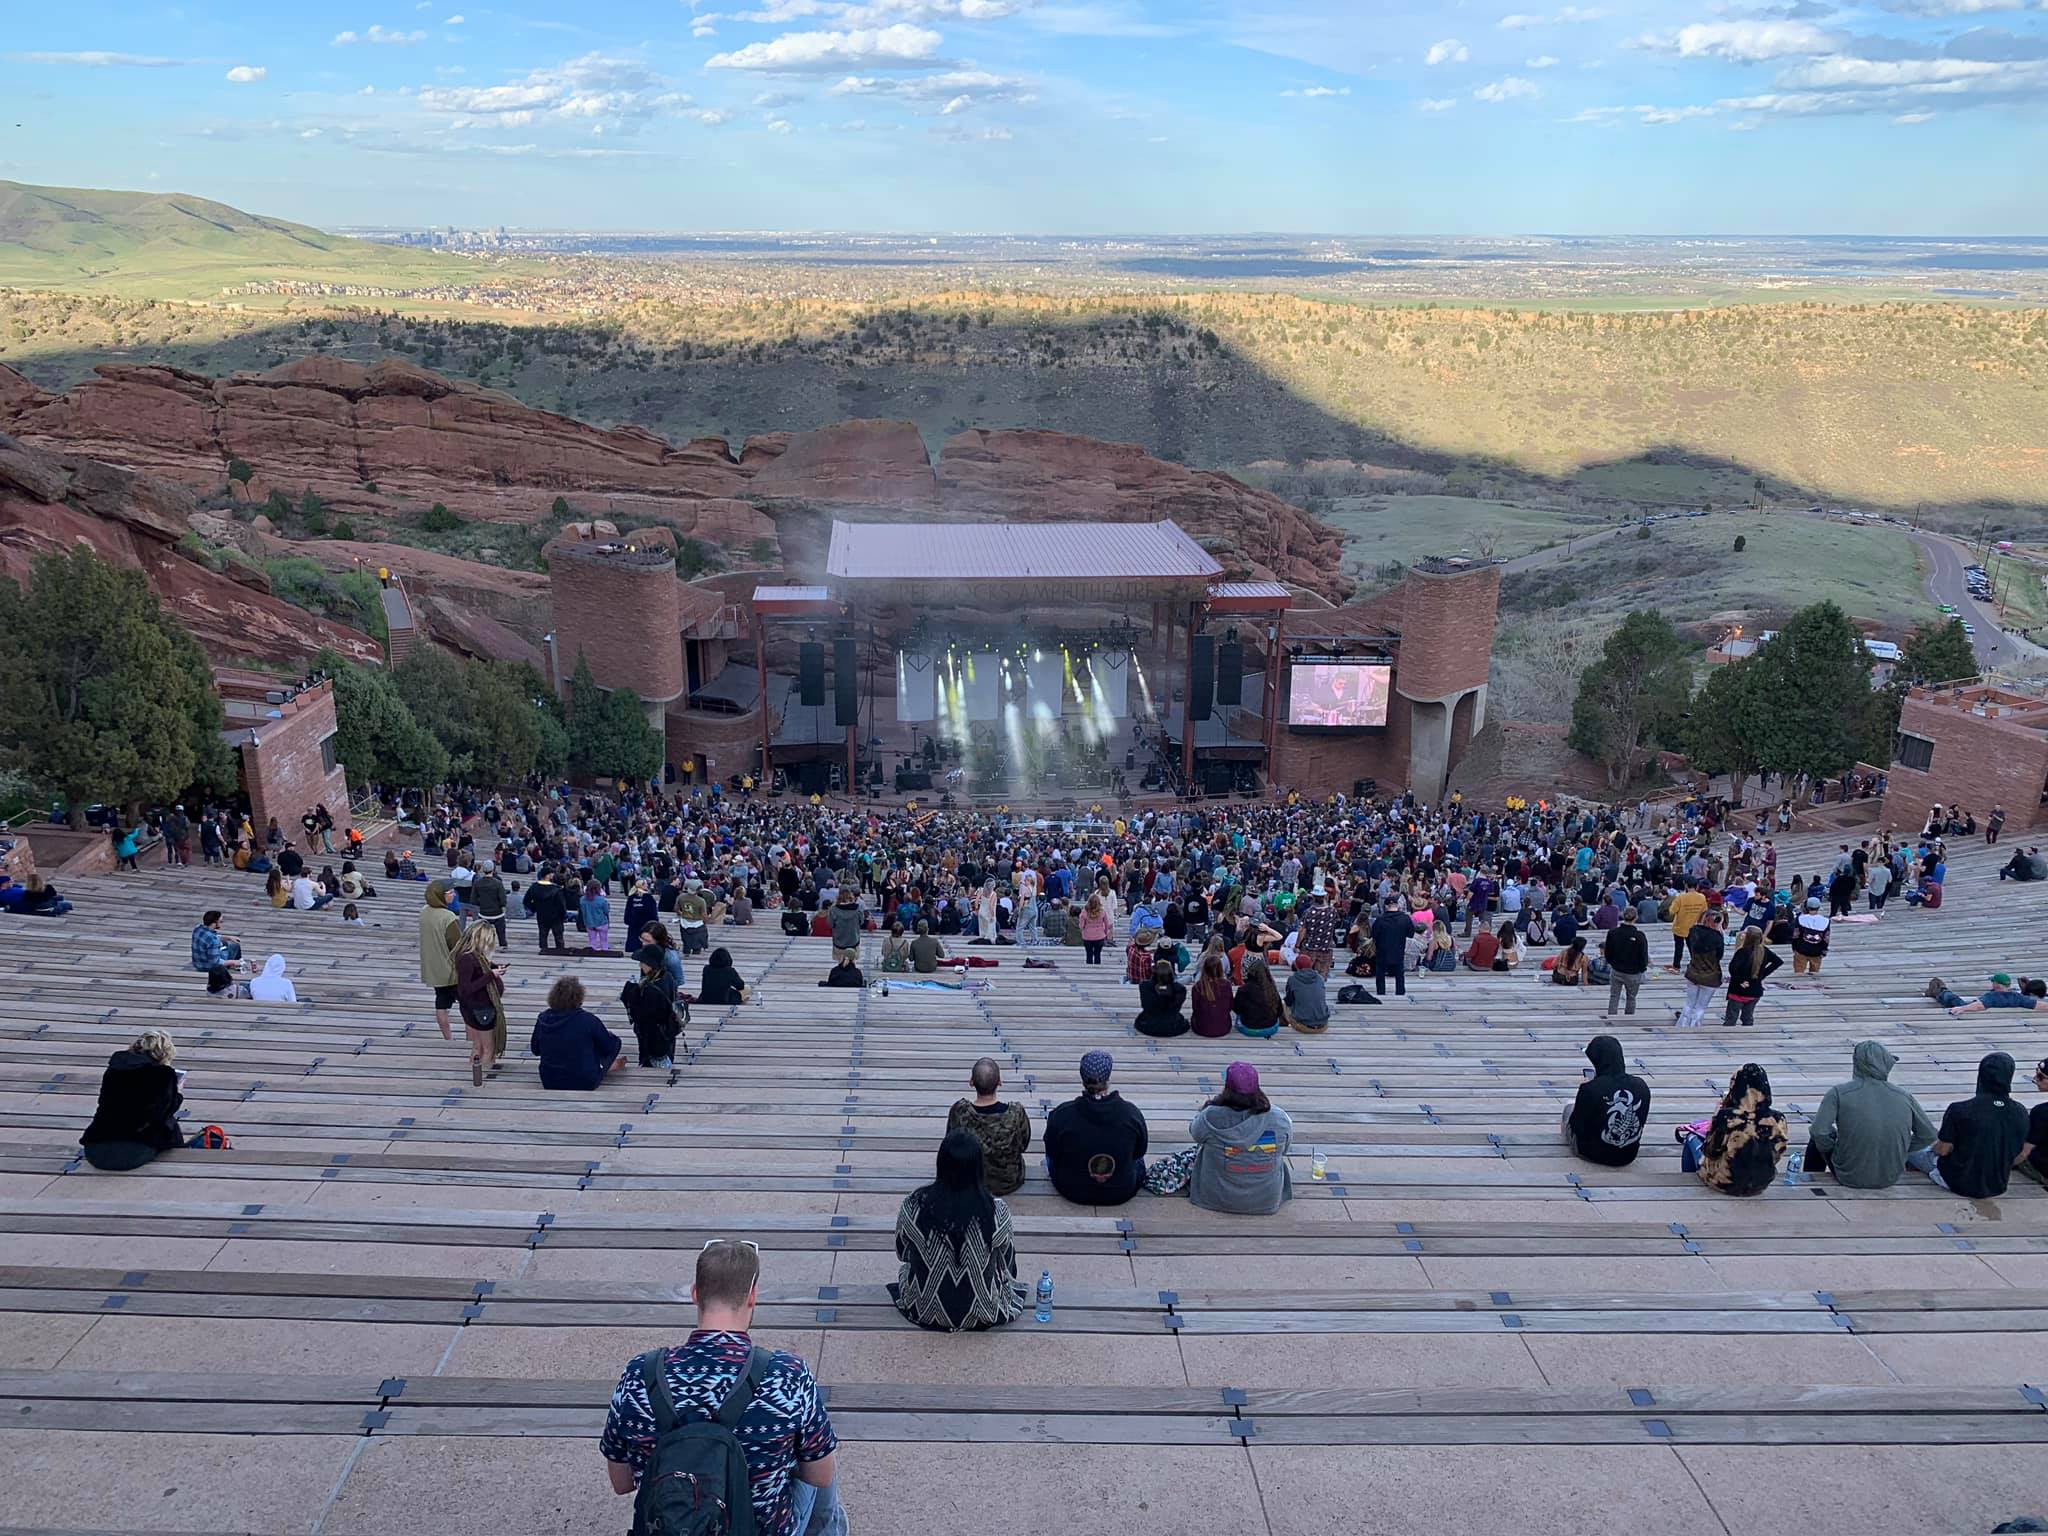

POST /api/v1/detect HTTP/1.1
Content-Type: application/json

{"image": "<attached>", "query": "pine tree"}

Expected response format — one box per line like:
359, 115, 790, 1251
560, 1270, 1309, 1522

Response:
1567, 610, 1692, 789
1747, 601, 1873, 780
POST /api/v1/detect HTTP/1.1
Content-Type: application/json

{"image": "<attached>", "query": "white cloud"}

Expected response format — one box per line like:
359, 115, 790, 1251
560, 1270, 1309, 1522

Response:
1640, 102, 1716, 121
359, 84, 377, 94
1895, 108, 1936, 119
1498, 13, 1542, 26
1571, 101, 1717, 123
1499, 7, 1602, 25
1882, 0, 2022, 12
829, 67, 1028, 104
1426, 37, 1470, 64
1526, 54, 1559, 67
446, 12, 465, 21
1645, 20, 1834, 60
1474, 74, 1539, 99
1280, 85, 1351, 96
300, 127, 323, 138
1419, 96, 1458, 109
694, 21, 718, 35
225, 64, 267, 83
1777, 55, 2000, 87
419, 53, 710, 129
14, 50, 184, 66
707, 23, 944, 70
333, 25, 428, 45
753, 89, 801, 106
767, 117, 794, 131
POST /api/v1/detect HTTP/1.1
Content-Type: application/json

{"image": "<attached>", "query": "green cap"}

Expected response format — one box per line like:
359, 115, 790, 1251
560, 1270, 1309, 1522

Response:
1991, 972, 2014, 986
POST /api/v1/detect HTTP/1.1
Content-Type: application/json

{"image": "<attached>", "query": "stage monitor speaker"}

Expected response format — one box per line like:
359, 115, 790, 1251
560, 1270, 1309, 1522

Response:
833, 636, 858, 726
1203, 761, 1234, 796
798, 643, 825, 707
1216, 638, 1243, 706
1189, 635, 1214, 722
798, 761, 830, 795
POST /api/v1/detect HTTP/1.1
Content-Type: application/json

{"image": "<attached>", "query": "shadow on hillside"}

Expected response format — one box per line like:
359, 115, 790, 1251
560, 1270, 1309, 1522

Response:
6, 310, 2044, 536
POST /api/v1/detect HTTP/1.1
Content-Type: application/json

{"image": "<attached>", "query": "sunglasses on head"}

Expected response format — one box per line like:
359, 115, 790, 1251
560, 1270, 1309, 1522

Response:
700, 1238, 761, 1254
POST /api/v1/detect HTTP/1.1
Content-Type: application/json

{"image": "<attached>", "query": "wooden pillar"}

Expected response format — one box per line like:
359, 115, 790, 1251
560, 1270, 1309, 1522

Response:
1263, 608, 1285, 780
754, 612, 771, 786
1181, 600, 1200, 796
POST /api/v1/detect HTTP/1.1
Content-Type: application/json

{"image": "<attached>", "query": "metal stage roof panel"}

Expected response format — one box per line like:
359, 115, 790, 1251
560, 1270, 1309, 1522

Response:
825, 519, 1223, 598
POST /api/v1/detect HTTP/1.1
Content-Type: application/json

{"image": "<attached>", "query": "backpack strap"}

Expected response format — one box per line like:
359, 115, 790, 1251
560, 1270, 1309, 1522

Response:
715, 1345, 772, 1430
638, 1349, 679, 1437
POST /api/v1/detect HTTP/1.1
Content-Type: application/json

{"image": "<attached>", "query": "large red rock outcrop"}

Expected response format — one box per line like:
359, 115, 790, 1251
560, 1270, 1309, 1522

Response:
0, 430, 380, 667
743, 420, 941, 514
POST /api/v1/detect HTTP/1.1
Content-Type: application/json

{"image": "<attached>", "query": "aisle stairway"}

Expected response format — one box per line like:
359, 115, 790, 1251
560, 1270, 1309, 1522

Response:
2, 829, 2047, 1534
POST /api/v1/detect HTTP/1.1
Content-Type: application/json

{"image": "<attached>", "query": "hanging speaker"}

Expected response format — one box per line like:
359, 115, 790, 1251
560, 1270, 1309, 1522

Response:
833, 636, 858, 727
798, 642, 825, 707
1189, 634, 1214, 723
1216, 638, 1243, 706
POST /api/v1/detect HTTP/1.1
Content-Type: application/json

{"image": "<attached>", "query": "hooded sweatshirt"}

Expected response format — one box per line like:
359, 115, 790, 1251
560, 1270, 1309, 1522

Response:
528, 1006, 622, 1091
1809, 1041, 1937, 1189
1567, 1035, 1652, 1166
247, 954, 297, 1003
1186, 1102, 1295, 1214
1697, 1083, 1788, 1196
1936, 1052, 2029, 1198
79, 1048, 185, 1168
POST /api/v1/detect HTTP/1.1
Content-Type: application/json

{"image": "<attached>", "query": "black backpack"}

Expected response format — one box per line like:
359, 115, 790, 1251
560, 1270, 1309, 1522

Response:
631, 1345, 769, 1536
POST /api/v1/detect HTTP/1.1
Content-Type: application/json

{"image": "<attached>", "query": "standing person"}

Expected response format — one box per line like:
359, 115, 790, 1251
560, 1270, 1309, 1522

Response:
1864, 856, 1892, 916
946, 1058, 1032, 1197
1988, 805, 2007, 846
675, 882, 710, 956
1806, 1041, 1938, 1189
601, 1240, 845, 1536
525, 867, 569, 955
1565, 1035, 1651, 1167
1931, 1053, 2029, 1197
619, 945, 683, 1071
890, 1131, 1026, 1333
1683, 1063, 1789, 1197
1078, 894, 1111, 965
1721, 926, 1781, 1028
471, 862, 509, 946
1789, 897, 1831, 978
418, 880, 461, 1043
114, 822, 142, 872
1368, 896, 1415, 998
1663, 878, 1707, 972
1043, 1050, 1149, 1206
827, 886, 862, 969
453, 922, 508, 1085
79, 1029, 187, 1170
580, 881, 612, 956
530, 975, 625, 1090
162, 805, 191, 868
1295, 886, 1339, 976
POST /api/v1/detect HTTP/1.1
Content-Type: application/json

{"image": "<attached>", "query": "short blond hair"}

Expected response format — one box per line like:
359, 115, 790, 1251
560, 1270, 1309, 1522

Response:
133, 1030, 176, 1065
695, 1240, 760, 1308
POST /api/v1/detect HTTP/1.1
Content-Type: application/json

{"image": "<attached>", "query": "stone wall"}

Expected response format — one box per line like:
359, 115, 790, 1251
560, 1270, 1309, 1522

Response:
1885, 688, 2048, 837
239, 681, 353, 845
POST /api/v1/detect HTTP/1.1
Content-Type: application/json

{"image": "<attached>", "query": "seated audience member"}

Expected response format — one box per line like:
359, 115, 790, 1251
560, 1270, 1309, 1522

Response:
1806, 1040, 1938, 1189
1931, 972, 2046, 1015
620, 946, 683, 1071
289, 873, 332, 912
1932, 1052, 2029, 1197
1190, 953, 1235, 1037
1146, 1062, 1294, 1214
341, 902, 367, 927
79, 1029, 186, 1171
1998, 847, 2048, 882
205, 964, 240, 999
601, 1240, 844, 1536
1284, 954, 1330, 1031
1462, 924, 1501, 971
529, 976, 625, 1090
247, 954, 298, 1003
1682, 1064, 1788, 1195
696, 947, 749, 1007
1134, 959, 1190, 1037
947, 1057, 1032, 1197
1493, 921, 1524, 972
1904, 874, 1943, 909
890, 1130, 1027, 1333
819, 954, 865, 988
338, 862, 375, 901
1044, 1050, 1149, 1206
2021, 1059, 2048, 1186
1565, 1035, 1650, 1166
265, 868, 289, 908
879, 922, 911, 973
1549, 936, 1591, 987
908, 919, 946, 974
1231, 955, 1285, 1038
1422, 919, 1459, 973
11, 874, 71, 916
189, 910, 242, 973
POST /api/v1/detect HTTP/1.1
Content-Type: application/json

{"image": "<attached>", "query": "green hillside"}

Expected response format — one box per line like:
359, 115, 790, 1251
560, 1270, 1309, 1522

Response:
0, 180, 510, 300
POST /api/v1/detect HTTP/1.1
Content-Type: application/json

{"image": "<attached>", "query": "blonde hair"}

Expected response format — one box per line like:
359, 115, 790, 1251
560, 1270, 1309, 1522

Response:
134, 1030, 177, 1065
455, 921, 499, 965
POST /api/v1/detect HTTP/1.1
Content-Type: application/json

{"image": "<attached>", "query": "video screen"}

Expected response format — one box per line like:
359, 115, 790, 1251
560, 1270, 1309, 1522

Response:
1288, 661, 1391, 728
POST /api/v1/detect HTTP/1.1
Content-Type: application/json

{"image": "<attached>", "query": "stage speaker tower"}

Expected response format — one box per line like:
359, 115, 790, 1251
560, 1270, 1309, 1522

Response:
833, 636, 858, 726
798, 642, 825, 707
1189, 635, 1214, 722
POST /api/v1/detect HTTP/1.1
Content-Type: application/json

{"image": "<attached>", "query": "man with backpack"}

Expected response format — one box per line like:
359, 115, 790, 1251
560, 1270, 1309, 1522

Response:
602, 1238, 845, 1536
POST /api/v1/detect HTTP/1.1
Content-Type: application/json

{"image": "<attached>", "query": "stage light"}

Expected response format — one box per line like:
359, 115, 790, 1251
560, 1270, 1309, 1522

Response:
1033, 649, 1042, 662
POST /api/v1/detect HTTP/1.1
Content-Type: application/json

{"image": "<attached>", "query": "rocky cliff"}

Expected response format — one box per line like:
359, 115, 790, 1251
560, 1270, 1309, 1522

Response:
0, 355, 1353, 663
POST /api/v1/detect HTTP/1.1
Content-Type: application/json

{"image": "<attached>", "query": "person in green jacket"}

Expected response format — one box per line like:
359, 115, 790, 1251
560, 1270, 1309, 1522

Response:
418, 880, 462, 1045
1806, 1040, 1938, 1189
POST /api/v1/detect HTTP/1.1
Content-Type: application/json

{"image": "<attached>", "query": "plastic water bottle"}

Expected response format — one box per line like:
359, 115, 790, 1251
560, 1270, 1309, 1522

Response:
1035, 1270, 1054, 1324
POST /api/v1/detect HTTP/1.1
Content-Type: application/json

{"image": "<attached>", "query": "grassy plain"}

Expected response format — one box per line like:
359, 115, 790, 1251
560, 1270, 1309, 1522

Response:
1319, 495, 1614, 576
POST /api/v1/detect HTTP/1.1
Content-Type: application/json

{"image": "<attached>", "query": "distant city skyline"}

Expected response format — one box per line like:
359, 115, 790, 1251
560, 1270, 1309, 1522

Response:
2, 0, 2043, 237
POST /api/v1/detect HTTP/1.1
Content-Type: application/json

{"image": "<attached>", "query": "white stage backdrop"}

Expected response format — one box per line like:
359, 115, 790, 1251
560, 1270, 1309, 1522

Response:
895, 652, 936, 722
1087, 654, 1132, 718
1026, 654, 1066, 711
960, 656, 1000, 722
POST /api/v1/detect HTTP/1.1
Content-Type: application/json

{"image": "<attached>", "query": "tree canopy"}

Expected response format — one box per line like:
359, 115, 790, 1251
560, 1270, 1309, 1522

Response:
320, 649, 448, 791
1684, 659, 1764, 806
1567, 610, 1692, 789
565, 654, 664, 783
0, 547, 234, 822
1897, 617, 1977, 687
1746, 601, 1874, 781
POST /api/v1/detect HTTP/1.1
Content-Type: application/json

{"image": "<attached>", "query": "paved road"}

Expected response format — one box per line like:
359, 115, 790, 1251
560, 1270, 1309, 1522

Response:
1498, 522, 1625, 574
1906, 527, 2045, 670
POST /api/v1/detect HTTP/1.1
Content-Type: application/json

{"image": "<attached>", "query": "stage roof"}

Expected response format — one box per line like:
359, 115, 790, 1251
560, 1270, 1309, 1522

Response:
825, 519, 1222, 603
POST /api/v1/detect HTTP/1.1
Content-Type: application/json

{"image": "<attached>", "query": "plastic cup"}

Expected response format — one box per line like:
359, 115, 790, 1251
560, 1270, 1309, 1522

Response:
1310, 1150, 1328, 1180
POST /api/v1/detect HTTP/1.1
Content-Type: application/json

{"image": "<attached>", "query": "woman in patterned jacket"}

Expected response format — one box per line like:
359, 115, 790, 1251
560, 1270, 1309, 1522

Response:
890, 1131, 1027, 1332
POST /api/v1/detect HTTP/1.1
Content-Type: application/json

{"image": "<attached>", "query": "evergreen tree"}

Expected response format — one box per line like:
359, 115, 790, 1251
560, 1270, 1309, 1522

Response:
1897, 618, 1977, 686
565, 654, 663, 782
0, 548, 233, 824
1567, 610, 1692, 789
1747, 601, 1873, 780
321, 649, 448, 790
1685, 659, 1763, 805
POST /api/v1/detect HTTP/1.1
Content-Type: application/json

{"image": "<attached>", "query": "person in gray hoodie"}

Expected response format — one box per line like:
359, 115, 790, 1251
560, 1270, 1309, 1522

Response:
1806, 1040, 1938, 1189
1182, 1062, 1294, 1214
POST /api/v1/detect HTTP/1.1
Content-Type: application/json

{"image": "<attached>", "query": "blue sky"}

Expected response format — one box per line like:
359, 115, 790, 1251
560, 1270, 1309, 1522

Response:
1, 0, 2042, 233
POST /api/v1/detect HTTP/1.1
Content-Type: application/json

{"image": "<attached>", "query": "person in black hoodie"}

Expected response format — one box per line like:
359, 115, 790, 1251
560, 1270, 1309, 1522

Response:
1134, 959, 1190, 1037
1932, 1052, 2029, 1197
529, 976, 623, 1090
695, 947, 749, 1007
524, 867, 570, 954
1565, 1035, 1651, 1167
619, 946, 683, 1069
79, 1029, 186, 1170
1044, 1050, 1149, 1205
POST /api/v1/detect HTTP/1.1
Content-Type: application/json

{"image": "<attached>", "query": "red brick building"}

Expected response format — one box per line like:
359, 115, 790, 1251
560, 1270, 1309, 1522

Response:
1887, 682, 2048, 836
218, 673, 352, 842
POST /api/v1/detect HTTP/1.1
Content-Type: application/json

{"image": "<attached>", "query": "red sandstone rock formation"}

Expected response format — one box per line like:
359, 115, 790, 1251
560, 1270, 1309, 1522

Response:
0, 431, 380, 667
